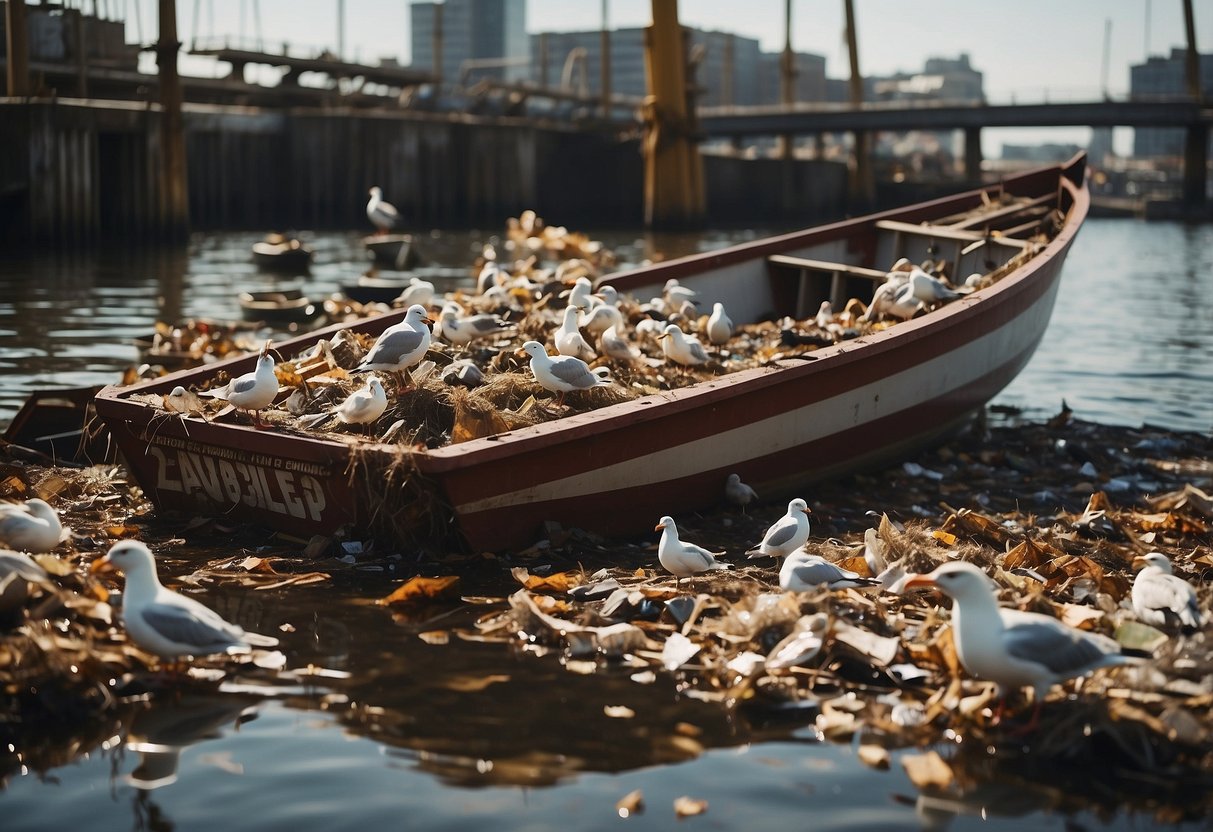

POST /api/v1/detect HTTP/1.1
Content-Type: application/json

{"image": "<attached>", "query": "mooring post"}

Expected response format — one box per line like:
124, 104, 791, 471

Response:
844, 0, 875, 211
5, 0, 31, 97
642, 0, 704, 229
1181, 0, 1207, 212
964, 127, 983, 183
157, 0, 190, 241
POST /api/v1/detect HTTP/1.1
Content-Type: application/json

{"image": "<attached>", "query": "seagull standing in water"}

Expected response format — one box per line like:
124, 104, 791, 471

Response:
352, 304, 433, 388
655, 515, 732, 586
1131, 552, 1203, 632
0, 498, 64, 553
521, 340, 610, 407
906, 561, 1140, 725
92, 541, 279, 661
366, 186, 399, 234
200, 341, 279, 428
747, 498, 812, 560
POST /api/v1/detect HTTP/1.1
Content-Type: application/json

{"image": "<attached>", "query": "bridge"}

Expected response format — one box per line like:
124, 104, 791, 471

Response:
699, 96, 1213, 206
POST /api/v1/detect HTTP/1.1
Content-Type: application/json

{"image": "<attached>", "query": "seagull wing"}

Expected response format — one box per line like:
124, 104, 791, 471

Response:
228, 374, 260, 396
139, 601, 246, 654
548, 357, 599, 388
1137, 573, 1201, 628
362, 327, 427, 365
1000, 613, 1122, 676
763, 516, 800, 548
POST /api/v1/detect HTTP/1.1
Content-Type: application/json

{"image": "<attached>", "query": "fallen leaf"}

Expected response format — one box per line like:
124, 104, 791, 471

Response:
857, 744, 890, 770
673, 796, 708, 818
901, 750, 953, 790
379, 575, 461, 605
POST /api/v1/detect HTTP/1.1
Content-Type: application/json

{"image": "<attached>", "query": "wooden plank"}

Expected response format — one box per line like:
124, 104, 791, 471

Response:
873, 219, 1031, 249
767, 254, 887, 281
945, 193, 1055, 229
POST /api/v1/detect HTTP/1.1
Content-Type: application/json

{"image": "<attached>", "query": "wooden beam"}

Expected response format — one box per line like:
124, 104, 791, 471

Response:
5, 0, 30, 97
158, 0, 190, 240
874, 219, 1031, 249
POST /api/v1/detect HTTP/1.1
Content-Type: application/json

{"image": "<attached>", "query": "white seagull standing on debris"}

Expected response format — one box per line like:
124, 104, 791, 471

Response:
0, 498, 64, 553
366, 186, 399, 234
392, 277, 435, 309
780, 551, 879, 591
92, 541, 280, 661
555, 305, 597, 361
706, 302, 733, 347
200, 341, 279, 428
599, 322, 642, 363
747, 498, 812, 559
336, 376, 388, 429
663, 278, 699, 309
436, 307, 514, 346
352, 304, 433, 388
659, 324, 709, 366
1131, 552, 1203, 631
521, 340, 610, 407
655, 515, 732, 584
905, 561, 1139, 716
724, 473, 758, 513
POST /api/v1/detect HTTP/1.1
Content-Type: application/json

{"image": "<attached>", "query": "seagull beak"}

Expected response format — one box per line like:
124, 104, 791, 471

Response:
657, 333, 670, 341
903, 574, 935, 591
1131, 556, 1148, 570
422, 316, 435, 326
801, 507, 812, 515
514, 347, 529, 359
89, 555, 115, 574
654, 522, 666, 531
260, 339, 272, 359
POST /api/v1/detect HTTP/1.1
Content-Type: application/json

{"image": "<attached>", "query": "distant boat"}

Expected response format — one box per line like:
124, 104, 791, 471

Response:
238, 288, 321, 325
363, 234, 422, 269
341, 266, 471, 304
252, 234, 314, 273
96, 155, 1089, 553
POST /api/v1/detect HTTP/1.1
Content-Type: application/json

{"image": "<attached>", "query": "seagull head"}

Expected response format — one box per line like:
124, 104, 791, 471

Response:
519, 341, 548, 360
91, 539, 156, 577
904, 561, 993, 602
369, 186, 382, 198
788, 498, 811, 516
655, 515, 675, 532
1132, 552, 1172, 573
726, 473, 742, 486
405, 304, 435, 326
368, 377, 384, 393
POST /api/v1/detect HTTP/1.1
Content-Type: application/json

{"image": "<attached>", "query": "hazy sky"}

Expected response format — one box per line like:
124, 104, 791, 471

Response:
126, 0, 1210, 154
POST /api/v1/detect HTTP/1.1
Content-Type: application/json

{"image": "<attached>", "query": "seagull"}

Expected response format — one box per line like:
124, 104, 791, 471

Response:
746, 498, 811, 559
655, 515, 732, 585
199, 341, 279, 428
1131, 552, 1203, 632
521, 340, 610, 407
352, 304, 433, 388
815, 301, 834, 331
724, 473, 758, 513
555, 305, 597, 361
392, 277, 435, 308
599, 323, 642, 363
658, 324, 709, 366
366, 186, 399, 234
0, 549, 50, 614
578, 302, 623, 338
765, 613, 829, 670
91, 540, 279, 662
436, 307, 514, 346
706, 302, 733, 347
563, 276, 598, 310
906, 266, 962, 304
0, 498, 64, 553
335, 376, 388, 429
780, 551, 879, 591
905, 561, 1140, 721
163, 386, 207, 416
663, 278, 699, 309
476, 261, 502, 295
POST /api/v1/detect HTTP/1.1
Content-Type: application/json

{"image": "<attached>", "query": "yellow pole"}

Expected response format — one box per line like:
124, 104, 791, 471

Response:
642, 0, 704, 228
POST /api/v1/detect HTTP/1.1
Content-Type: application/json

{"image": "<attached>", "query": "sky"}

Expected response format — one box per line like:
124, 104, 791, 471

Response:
121, 0, 1212, 156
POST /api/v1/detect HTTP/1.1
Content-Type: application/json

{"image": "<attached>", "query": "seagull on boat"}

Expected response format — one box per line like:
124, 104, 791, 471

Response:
815, 300, 834, 331
0, 498, 65, 553
436, 307, 515, 346
91, 540, 280, 661
780, 551, 879, 591
658, 324, 709, 366
599, 322, 642, 363
563, 276, 599, 311
163, 386, 207, 416
336, 376, 388, 429
521, 340, 611, 407
366, 186, 399, 234
555, 305, 597, 361
655, 515, 732, 584
724, 473, 758, 513
198, 341, 279, 428
747, 498, 811, 560
906, 266, 962, 304
663, 278, 699, 309
905, 560, 1140, 718
578, 302, 623, 338
706, 302, 733, 347
352, 304, 433, 388
1131, 552, 1203, 632
392, 277, 435, 309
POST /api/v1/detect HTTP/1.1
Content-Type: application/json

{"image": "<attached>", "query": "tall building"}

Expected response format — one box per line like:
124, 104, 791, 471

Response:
1130, 48, 1213, 158
410, 0, 528, 86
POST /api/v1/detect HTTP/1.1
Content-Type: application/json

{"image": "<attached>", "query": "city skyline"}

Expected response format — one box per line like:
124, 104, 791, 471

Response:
130, 0, 1212, 156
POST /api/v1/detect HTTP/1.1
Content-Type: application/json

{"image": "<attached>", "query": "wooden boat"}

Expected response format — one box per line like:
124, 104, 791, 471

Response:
340, 266, 472, 305
94, 155, 1089, 552
252, 235, 314, 273
238, 288, 322, 325
3, 386, 115, 465
363, 234, 422, 269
